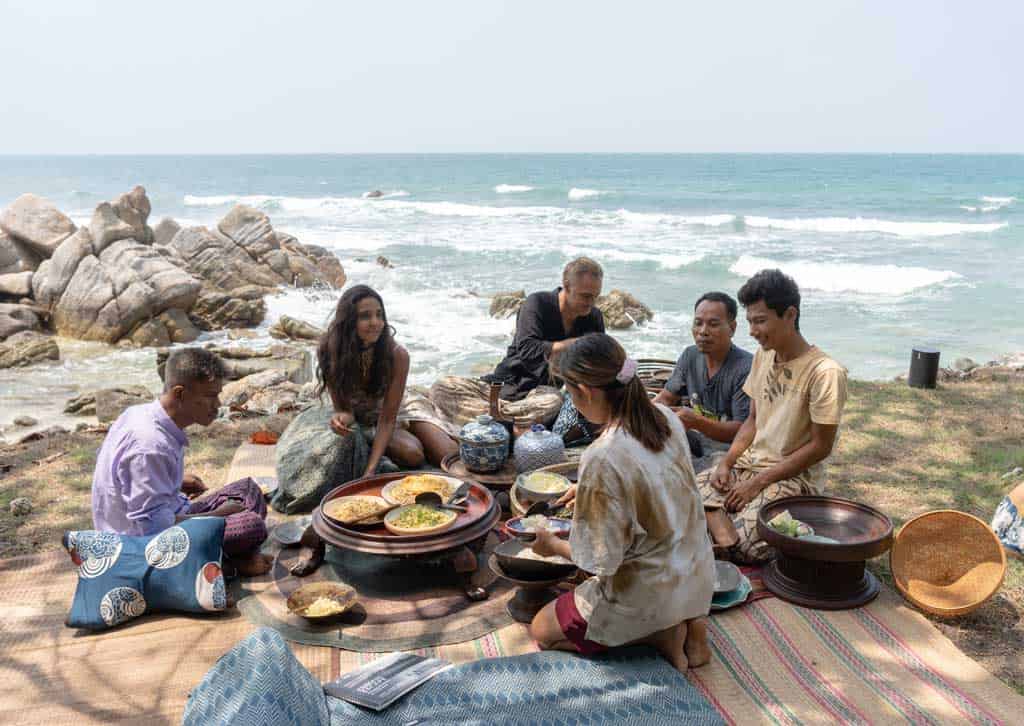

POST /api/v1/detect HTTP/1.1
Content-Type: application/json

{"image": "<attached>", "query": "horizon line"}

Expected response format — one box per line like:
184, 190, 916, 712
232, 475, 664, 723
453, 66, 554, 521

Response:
1, 151, 1023, 157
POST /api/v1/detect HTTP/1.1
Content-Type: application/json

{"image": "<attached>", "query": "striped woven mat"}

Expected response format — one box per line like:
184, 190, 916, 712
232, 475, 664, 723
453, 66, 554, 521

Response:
3, 442, 1021, 724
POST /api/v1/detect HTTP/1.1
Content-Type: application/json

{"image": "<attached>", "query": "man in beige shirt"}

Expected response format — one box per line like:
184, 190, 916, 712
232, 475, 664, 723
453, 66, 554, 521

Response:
696, 269, 847, 563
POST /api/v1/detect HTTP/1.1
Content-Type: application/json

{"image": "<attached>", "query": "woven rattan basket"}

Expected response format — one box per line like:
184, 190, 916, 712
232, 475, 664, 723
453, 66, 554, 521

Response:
890, 510, 1006, 617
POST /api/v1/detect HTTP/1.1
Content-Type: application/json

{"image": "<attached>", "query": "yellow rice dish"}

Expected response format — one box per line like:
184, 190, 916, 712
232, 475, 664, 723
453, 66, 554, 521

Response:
386, 475, 455, 505
302, 596, 348, 617
323, 496, 387, 523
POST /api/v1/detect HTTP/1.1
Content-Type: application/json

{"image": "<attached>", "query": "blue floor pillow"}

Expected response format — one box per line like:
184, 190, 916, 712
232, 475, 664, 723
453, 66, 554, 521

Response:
63, 516, 228, 630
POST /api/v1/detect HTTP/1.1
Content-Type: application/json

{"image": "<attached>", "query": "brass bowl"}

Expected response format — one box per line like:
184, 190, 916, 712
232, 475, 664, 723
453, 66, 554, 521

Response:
286, 582, 357, 621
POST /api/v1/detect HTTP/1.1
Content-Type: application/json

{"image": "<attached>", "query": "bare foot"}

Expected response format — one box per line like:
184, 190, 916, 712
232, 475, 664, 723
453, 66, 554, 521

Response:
647, 621, 689, 673
290, 541, 325, 577
234, 553, 273, 577
684, 617, 711, 668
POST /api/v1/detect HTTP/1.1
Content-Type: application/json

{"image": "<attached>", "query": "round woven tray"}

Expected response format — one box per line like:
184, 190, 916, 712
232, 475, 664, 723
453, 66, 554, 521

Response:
890, 510, 1007, 617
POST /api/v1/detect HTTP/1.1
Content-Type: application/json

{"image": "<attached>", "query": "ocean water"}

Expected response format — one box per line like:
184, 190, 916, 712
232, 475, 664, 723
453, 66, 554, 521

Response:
1, 154, 1022, 429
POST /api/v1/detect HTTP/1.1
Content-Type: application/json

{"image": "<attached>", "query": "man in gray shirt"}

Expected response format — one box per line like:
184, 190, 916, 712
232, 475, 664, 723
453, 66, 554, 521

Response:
655, 292, 752, 466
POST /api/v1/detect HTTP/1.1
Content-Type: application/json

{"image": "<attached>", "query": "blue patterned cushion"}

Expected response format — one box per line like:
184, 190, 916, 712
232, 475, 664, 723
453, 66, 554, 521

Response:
63, 517, 228, 630
992, 494, 1023, 555
183, 628, 329, 726
186, 628, 724, 726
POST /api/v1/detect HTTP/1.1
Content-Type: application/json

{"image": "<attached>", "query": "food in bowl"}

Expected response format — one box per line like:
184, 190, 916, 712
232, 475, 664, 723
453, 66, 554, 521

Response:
384, 504, 458, 535
302, 596, 349, 617
513, 546, 573, 565
523, 471, 571, 494
520, 514, 552, 532
323, 495, 389, 525
383, 474, 456, 505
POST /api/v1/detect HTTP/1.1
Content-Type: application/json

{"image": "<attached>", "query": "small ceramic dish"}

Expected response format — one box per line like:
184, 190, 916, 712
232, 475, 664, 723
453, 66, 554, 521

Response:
504, 515, 571, 541
286, 582, 357, 620
710, 575, 752, 611
272, 516, 312, 546
383, 504, 458, 536
714, 560, 743, 594
515, 471, 572, 503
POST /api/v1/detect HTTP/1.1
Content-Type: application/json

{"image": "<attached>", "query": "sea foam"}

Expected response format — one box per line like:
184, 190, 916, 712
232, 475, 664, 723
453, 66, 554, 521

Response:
729, 255, 961, 295
742, 215, 1006, 237
568, 188, 607, 201
494, 184, 534, 194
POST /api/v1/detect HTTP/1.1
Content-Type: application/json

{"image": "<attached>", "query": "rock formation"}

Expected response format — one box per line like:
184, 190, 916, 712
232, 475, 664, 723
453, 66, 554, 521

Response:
596, 290, 654, 329
268, 315, 323, 341
489, 290, 526, 319
0, 331, 59, 368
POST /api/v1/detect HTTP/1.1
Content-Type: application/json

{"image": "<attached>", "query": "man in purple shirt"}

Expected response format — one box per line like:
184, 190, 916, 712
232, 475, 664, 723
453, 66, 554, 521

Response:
92, 347, 271, 576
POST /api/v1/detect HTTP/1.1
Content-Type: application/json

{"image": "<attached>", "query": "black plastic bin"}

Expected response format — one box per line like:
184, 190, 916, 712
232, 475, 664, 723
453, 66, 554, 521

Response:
908, 347, 940, 389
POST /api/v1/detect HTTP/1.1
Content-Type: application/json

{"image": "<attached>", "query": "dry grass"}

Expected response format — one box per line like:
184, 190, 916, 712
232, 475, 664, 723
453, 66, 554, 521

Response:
831, 378, 1024, 694
1, 382, 1022, 692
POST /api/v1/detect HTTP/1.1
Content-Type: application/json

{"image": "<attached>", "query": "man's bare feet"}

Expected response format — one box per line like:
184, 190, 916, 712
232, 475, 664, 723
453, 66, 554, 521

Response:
233, 553, 273, 577
290, 541, 325, 577
646, 621, 689, 673
683, 617, 712, 668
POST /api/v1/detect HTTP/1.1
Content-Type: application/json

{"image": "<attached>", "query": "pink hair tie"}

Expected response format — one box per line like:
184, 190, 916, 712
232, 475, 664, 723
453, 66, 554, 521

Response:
616, 357, 638, 385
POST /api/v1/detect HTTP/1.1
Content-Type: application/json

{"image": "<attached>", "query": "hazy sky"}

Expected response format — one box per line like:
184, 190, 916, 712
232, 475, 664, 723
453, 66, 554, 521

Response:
1, 1, 1020, 153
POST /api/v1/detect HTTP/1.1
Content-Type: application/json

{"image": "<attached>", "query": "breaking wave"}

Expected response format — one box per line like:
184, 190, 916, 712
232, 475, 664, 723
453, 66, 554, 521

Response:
729, 255, 961, 295
494, 184, 534, 194
568, 188, 607, 201
742, 215, 1006, 237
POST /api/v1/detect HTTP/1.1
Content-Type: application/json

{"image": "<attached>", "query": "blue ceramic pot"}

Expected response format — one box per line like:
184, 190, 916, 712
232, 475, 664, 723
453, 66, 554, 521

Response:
458, 414, 510, 473
513, 424, 566, 473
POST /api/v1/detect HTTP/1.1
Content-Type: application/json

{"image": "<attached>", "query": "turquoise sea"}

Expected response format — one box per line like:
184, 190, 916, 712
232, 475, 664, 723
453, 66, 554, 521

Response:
1, 154, 1022, 427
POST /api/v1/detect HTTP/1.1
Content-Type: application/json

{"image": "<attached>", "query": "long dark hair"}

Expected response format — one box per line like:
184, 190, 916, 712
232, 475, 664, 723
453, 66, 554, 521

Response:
316, 285, 395, 411
557, 333, 671, 452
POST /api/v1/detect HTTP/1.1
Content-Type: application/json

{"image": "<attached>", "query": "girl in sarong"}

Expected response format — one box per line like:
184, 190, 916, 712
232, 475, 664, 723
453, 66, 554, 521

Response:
530, 333, 714, 670
317, 284, 456, 473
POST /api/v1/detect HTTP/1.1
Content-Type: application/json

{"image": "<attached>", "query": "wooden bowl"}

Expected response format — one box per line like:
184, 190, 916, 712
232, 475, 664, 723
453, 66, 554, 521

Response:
758, 495, 894, 563
890, 510, 1007, 617
383, 505, 458, 536
286, 582, 357, 620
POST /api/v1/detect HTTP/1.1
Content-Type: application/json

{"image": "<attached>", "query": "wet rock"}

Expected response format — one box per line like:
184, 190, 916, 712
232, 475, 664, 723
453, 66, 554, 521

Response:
13, 415, 37, 427
10, 497, 33, 516
596, 289, 654, 329
0, 303, 43, 340
156, 343, 312, 384
96, 385, 153, 423
0, 331, 59, 368
129, 318, 172, 347
227, 329, 261, 341
489, 290, 526, 319
268, 315, 323, 341
221, 369, 289, 408
365, 190, 384, 198
64, 392, 97, 416
152, 217, 182, 247
0, 271, 33, 299
376, 255, 394, 269
159, 308, 201, 343
188, 285, 267, 330
17, 425, 67, 444
0, 193, 76, 258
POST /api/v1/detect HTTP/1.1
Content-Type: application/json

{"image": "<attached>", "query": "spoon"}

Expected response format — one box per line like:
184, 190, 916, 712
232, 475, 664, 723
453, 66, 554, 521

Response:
414, 491, 468, 513
524, 500, 553, 517
448, 481, 472, 505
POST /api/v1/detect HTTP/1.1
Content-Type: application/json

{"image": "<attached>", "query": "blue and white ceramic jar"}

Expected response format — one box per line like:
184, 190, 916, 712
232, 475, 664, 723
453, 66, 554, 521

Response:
513, 424, 567, 473
458, 414, 510, 473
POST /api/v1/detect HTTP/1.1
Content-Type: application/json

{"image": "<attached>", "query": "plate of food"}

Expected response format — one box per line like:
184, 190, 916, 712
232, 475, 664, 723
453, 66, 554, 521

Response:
515, 470, 572, 502
381, 474, 460, 506
322, 495, 391, 527
383, 504, 459, 536
504, 515, 572, 540
286, 582, 357, 621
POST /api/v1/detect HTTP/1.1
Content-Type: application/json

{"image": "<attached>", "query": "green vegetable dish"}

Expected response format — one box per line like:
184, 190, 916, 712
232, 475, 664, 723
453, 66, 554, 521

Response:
391, 505, 454, 529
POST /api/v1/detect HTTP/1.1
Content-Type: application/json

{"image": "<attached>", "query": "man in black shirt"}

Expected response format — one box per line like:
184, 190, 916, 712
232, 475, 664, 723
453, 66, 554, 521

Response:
486, 258, 605, 400
426, 258, 604, 430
